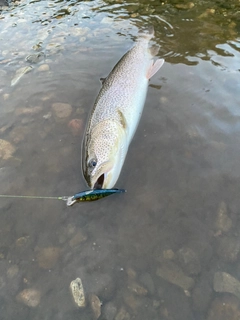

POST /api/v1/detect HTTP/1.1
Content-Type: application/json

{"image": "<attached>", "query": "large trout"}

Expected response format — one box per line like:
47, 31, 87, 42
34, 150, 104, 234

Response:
82, 28, 164, 189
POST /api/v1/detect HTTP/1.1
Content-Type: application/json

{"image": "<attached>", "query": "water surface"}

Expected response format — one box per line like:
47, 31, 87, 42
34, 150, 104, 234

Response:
0, 0, 240, 319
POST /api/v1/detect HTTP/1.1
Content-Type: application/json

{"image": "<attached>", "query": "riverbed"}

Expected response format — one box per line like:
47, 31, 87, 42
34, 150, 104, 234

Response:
0, 0, 240, 319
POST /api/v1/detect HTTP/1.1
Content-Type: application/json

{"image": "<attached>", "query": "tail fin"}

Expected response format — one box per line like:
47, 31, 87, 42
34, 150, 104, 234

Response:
138, 26, 155, 41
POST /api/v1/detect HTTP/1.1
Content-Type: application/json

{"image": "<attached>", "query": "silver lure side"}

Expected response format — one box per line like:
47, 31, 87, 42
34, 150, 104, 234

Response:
82, 28, 164, 189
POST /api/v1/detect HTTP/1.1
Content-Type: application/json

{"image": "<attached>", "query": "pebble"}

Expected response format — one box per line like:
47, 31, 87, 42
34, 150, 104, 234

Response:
16, 236, 29, 247
36, 247, 61, 269
3, 93, 9, 100
102, 301, 117, 320
15, 106, 43, 116
70, 277, 86, 308
175, 2, 194, 9
215, 201, 232, 233
101, 17, 114, 24
7, 265, 19, 279
89, 294, 101, 320
70, 27, 90, 36
139, 273, 155, 294
91, 273, 115, 301
159, 285, 193, 320
207, 295, 240, 320
217, 236, 240, 262
68, 118, 83, 136
198, 8, 216, 19
127, 281, 148, 296
38, 64, 50, 72
192, 277, 213, 312
52, 102, 72, 122
0, 139, 16, 160
115, 306, 131, 320
25, 52, 44, 64
123, 293, 141, 312
68, 230, 87, 248
126, 267, 137, 280
9, 126, 29, 144
16, 288, 41, 307
11, 66, 33, 86
163, 249, 175, 260
177, 246, 201, 275
0, 124, 11, 134
214, 272, 240, 299
156, 261, 194, 291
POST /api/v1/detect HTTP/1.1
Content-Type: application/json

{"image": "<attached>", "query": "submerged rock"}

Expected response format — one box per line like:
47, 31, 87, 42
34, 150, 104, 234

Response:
127, 281, 148, 296
0, 139, 16, 160
68, 118, 83, 136
102, 301, 117, 320
207, 295, 240, 320
115, 306, 131, 320
15, 106, 43, 116
16, 288, 41, 307
178, 246, 201, 275
11, 66, 33, 86
16, 236, 29, 247
7, 265, 19, 279
139, 273, 155, 295
217, 236, 240, 262
89, 294, 101, 319
52, 102, 72, 122
68, 230, 87, 248
175, 2, 194, 9
156, 261, 194, 291
159, 285, 193, 320
123, 293, 141, 312
215, 201, 232, 233
9, 126, 29, 144
214, 272, 240, 299
192, 277, 213, 312
70, 277, 86, 308
36, 247, 61, 269
25, 52, 44, 64
38, 64, 50, 72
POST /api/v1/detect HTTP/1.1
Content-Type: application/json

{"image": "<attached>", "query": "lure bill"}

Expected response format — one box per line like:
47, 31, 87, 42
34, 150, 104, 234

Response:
66, 188, 126, 206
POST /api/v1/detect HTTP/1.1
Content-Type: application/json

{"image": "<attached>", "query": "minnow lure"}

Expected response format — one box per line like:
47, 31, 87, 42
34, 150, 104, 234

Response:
0, 188, 126, 207
65, 188, 126, 206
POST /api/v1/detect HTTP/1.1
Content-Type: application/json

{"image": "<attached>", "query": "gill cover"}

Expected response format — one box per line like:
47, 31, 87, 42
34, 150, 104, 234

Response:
82, 120, 127, 189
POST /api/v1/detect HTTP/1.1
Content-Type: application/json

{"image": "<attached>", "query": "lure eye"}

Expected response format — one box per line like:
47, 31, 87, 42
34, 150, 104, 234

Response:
88, 158, 97, 168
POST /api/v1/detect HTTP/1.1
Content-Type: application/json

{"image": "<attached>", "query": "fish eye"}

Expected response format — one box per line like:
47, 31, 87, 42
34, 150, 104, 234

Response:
88, 158, 97, 168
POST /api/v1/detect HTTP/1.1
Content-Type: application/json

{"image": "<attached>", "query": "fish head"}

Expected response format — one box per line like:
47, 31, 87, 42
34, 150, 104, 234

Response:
82, 121, 126, 189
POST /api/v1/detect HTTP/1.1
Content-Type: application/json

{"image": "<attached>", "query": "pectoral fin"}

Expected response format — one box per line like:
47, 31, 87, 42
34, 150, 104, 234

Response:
146, 59, 164, 80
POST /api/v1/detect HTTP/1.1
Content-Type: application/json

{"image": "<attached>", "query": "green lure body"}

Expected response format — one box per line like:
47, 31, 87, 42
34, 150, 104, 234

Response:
66, 188, 125, 206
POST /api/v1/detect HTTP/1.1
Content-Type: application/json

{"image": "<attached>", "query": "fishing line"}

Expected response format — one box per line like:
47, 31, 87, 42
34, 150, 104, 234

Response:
0, 194, 67, 201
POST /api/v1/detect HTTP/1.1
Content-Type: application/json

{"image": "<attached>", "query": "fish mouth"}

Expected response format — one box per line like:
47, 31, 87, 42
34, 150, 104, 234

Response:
93, 173, 105, 189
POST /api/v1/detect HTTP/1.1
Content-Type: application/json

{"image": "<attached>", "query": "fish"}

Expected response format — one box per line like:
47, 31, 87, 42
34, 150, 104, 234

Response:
66, 188, 125, 206
82, 27, 164, 189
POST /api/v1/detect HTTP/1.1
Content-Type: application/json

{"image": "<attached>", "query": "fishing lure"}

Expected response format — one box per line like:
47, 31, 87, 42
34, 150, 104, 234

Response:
0, 188, 125, 207
65, 188, 126, 206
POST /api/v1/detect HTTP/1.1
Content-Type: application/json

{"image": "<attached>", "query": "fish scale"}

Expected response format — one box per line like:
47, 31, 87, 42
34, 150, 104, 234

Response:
82, 28, 164, 189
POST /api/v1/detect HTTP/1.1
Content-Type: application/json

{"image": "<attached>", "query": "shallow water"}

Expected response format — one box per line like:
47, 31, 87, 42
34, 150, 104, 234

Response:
0, 0, 240, 319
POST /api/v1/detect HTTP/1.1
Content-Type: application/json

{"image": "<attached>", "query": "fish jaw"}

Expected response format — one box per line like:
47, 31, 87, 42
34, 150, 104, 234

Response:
83, 120, 127, 189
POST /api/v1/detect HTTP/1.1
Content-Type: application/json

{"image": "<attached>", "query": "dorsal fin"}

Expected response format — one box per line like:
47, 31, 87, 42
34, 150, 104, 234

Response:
100, 77, 106, 85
